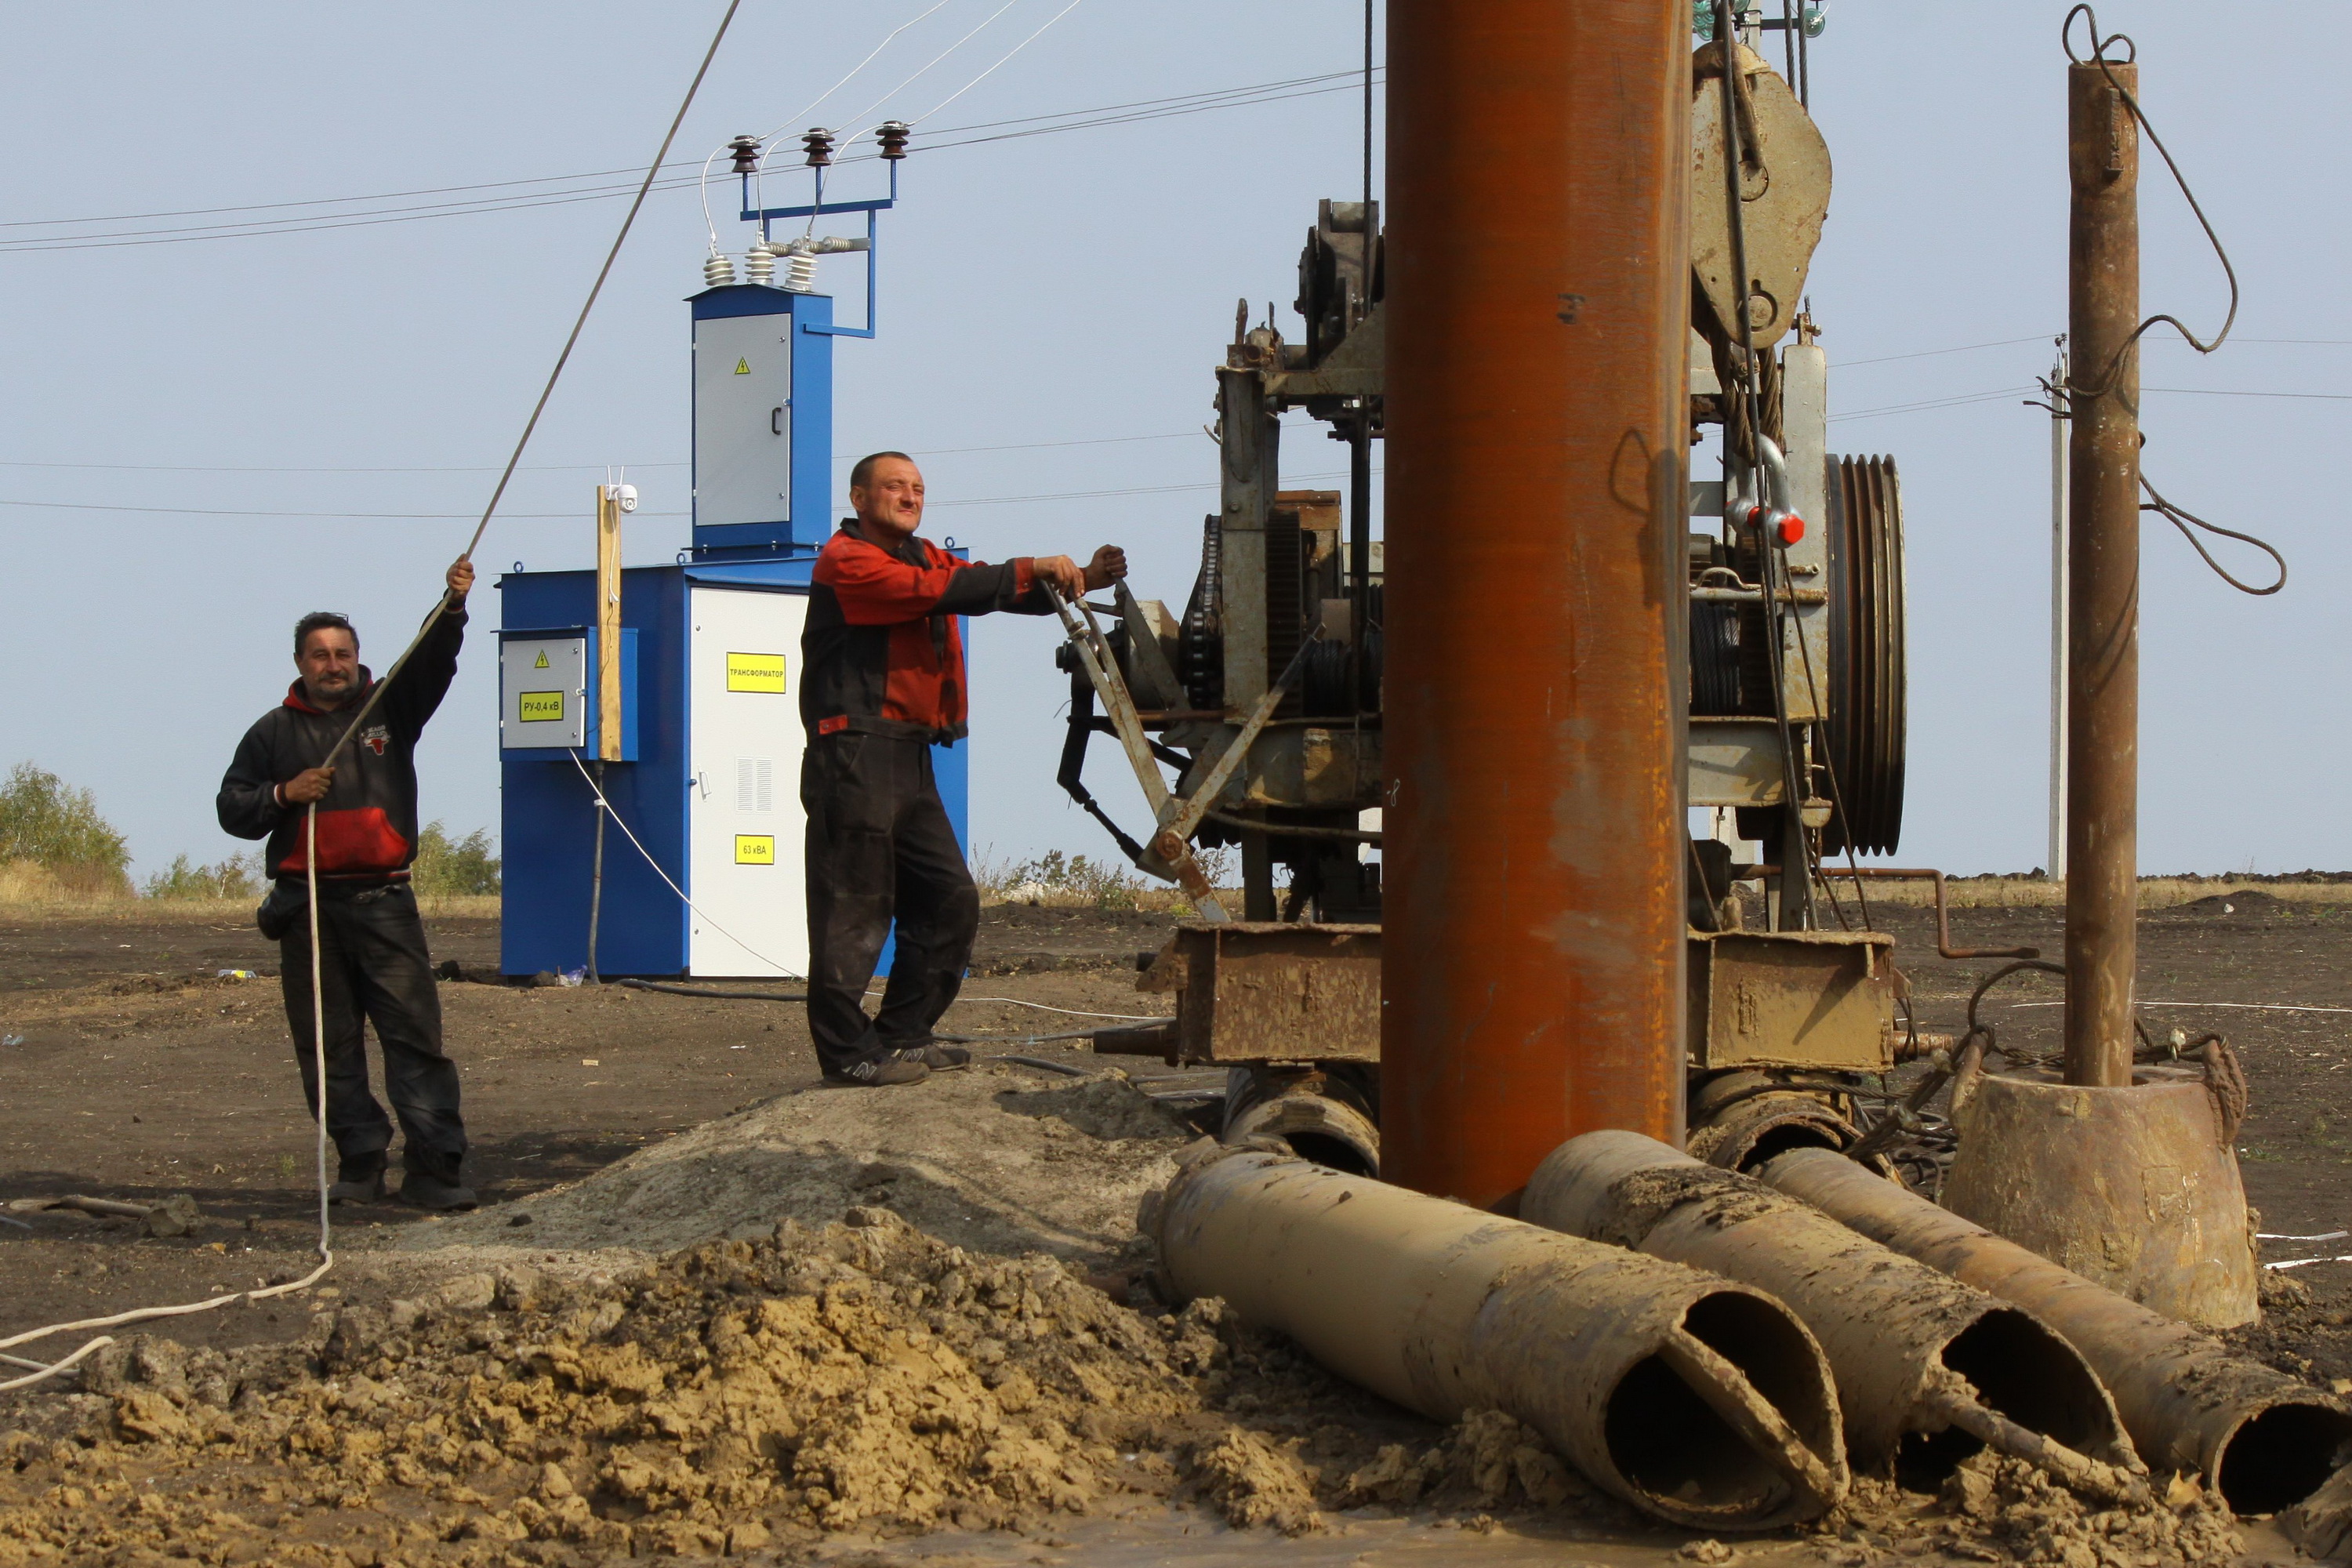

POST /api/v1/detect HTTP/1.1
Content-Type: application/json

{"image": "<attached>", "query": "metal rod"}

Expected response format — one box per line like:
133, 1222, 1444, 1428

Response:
2048, 341, 2071, 881
1383, 0, 1690, 1205
587, 760, 607, 985
1837, 868, 2041, 961
2064, 59, 2140, 1088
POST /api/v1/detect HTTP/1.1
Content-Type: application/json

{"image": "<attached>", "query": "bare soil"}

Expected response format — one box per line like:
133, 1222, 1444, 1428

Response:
0, 896, 2342, 1564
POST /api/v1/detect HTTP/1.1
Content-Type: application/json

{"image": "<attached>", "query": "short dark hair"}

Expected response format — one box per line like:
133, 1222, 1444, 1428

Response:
849, 450, 914, 493
294, 612, 356, 659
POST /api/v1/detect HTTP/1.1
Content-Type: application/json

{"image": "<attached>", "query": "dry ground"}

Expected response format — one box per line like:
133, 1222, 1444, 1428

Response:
0, 892, 2344, 1564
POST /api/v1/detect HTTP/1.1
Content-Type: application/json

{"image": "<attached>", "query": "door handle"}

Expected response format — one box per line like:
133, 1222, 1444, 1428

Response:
771, 406, 784, 436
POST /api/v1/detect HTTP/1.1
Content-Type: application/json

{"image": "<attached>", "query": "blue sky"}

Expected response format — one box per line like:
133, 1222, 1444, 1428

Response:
0, 2, 2341, 880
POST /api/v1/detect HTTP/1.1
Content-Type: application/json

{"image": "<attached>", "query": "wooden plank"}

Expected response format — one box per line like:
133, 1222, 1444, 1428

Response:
596, 485, 623, 762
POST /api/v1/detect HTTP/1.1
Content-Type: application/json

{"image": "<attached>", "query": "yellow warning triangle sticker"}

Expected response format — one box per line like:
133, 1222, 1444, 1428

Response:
534, 651, 550, 669
734, 358, 751, 375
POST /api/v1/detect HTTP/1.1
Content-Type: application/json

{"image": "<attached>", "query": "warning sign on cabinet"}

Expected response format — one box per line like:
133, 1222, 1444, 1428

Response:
725, 652, 786, 693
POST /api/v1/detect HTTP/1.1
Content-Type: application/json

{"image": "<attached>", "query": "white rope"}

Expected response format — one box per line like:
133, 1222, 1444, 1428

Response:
567, 750, 807, 978
823, 0, 1026, 156
2005, 998, 2352, 1015
0, 810, 336, 1396
953, 996, 1167, 1022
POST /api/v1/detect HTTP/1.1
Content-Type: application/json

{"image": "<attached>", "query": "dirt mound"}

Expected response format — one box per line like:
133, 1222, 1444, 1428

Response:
2174, 890, 2287, 916
1899, 1451, 2241, 1566
0, 1208, 1417, 1563
394, 1063, 1189, 1265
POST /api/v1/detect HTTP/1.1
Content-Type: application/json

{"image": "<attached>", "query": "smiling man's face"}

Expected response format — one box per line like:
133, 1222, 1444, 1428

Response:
297, 626, 361, 710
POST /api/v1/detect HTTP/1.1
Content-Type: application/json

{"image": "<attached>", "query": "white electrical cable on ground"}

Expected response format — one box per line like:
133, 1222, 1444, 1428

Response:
0, 810, 336, 1396
568, 751, 807, 978
953, 996, 1167, 1022
2005, 999, 2352, 1015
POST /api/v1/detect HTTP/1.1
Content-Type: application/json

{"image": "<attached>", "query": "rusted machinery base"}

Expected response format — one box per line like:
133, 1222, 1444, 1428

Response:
1943, 1070, 2257, 1330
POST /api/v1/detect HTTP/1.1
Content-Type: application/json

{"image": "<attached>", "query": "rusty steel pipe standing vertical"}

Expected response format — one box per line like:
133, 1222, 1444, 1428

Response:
1382, 0, 1691, 1206
2063, 59, 2140, 1087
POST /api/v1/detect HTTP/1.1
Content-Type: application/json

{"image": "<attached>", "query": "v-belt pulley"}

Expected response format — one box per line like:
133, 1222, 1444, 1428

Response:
1044, 582, 1324, 924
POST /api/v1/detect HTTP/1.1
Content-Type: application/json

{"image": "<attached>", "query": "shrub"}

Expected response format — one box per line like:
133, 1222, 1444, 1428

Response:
1002, 848, 1145, 912
0, 763, 131, 897
143, 852, 263, 902
412, 822, 500, 896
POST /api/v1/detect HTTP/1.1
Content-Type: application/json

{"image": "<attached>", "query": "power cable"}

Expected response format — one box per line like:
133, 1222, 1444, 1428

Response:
2140, 469, 2285, 596
906, 0, 1091, 125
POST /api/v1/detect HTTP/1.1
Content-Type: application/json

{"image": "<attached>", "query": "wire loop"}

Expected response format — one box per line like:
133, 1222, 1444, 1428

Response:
2140, 471, 2287, 596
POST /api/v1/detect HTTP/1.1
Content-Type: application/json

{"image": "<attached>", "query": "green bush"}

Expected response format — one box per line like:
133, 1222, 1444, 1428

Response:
1007, 848, 1144, 912
143, 852, 263, 902
0, 763, 130, 891
412, 821, 500, 896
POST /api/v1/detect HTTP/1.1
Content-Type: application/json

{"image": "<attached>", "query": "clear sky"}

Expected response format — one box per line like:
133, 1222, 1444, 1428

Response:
0, 2, 2341, 884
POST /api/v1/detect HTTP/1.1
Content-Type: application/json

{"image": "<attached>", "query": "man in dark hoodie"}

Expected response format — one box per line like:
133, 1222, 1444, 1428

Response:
217, 559, 476, 1210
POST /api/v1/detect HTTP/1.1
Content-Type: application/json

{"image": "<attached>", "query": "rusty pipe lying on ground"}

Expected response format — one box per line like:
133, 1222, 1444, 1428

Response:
1522, 1131, 2143, 1501
1835, 868, 2042, 960
1152, 1145, 1849, 1531
1760, 1146, 2352, 1513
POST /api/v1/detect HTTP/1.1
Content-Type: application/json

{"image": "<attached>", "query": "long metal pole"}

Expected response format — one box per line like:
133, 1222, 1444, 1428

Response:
2048, 343, 2070, 882
2064, 60, 2140, 1088
1382, 0, 1690, 1207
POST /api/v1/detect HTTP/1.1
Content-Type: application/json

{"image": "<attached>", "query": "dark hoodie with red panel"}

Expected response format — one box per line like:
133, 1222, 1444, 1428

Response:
801, 523, 1051, 745
216, 606, 466, 883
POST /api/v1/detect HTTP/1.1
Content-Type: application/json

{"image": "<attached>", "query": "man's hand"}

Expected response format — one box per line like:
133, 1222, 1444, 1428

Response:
1032, 555, 1088, 600
1082, 545, 1127, 591
282, 767, 336, 806
446, 558, 475, 601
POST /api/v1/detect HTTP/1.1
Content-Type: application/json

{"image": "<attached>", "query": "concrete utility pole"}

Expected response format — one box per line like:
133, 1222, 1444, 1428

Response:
1381, 0, 1690, 1207
2047, 341, 2069, 882
2063, 60, 2140, 1089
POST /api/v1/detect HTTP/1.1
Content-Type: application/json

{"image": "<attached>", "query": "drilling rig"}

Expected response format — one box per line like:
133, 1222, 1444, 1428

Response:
1054, 33, 1972, 1178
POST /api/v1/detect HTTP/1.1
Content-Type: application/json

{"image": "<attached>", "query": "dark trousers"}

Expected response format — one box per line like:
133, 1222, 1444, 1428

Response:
276, 882, 467, 1182
802, 733, 978, 1075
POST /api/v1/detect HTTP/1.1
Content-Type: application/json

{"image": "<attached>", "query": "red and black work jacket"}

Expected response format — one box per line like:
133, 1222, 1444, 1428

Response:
802, 522, 1051, 745
216, 606, 466, 884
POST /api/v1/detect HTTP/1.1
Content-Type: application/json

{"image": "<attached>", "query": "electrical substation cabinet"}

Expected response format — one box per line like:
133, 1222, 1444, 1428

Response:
499, 626, 638, 762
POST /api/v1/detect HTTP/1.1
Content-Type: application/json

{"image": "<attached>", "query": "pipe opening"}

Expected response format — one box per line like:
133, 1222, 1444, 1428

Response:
1606, 1291, 1839, 1515
2216, 1400, 2352, 1515
1897, 1308, 2116, 1486
1735, 1120, 1849, 1171
1278, 1131, 1377, 1178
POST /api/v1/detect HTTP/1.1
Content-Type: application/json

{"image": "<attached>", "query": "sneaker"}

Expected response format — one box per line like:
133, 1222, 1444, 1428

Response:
893, 1041, 972, 1071
328, 1163, 387, 1206
823, 1054, 931, 1087
398, 1173, 479, 1212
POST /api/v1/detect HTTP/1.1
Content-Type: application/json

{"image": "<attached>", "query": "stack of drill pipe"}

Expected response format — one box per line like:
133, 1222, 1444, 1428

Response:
1761, 1146, 2352, 1515
1151, 1145, 1849, 1530
1522, 1131, 2145, 1503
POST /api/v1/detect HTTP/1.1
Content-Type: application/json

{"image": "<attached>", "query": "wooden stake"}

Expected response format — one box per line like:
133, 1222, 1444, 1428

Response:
596, 484, 623, 762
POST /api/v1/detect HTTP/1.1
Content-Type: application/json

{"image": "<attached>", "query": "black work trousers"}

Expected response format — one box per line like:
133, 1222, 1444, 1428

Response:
276, 882, 467, 1183
802, 733, 978, 1076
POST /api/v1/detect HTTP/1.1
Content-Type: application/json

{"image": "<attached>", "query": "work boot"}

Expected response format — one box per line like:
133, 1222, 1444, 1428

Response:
892, 1040, 972, 1071
824, 1052, 931, 1088
399, 1172, 478, 1212
328, 1158, 387, 1206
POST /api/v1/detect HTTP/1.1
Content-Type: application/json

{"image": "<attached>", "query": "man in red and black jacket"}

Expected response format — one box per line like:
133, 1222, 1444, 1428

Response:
802, 452, 1123, 1086
216, 559, 476, 1209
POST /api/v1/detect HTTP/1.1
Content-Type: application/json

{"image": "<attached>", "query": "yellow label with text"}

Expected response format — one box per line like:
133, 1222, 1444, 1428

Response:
726, 651, 786, 693
517, 691, 564, 723
734, 834, 775, 866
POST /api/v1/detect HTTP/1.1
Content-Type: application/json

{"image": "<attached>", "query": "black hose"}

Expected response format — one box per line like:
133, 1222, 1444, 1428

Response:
992, 1054, 1091, 1077
618, 978, 806, 1002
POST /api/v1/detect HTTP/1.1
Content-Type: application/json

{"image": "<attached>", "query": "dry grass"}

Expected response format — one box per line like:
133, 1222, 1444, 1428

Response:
0, 862, 499, 924
1840, 873, 2352, 909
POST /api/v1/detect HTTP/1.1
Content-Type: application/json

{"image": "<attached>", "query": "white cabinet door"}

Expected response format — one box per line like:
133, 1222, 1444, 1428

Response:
687, 586, 808, 977
692, 313, 792, 529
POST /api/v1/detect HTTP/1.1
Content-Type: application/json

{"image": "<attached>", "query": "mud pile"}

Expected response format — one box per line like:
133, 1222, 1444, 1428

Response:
397, 1064, 1193, 1265
1820, 1452, 2241, 1568
0, 1207, 1461, 1564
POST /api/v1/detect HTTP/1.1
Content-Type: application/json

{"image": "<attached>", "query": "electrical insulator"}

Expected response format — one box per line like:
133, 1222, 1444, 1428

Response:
801, 128, 834, 168
703, 252, 737, 288
877, 121, 911, 161
743, 245, 776, 286
728, 135, 760, 175
780, 245, 818, 293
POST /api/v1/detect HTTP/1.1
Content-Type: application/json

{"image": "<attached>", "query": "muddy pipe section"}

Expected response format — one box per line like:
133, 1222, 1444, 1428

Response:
1151, 1146, 1849, 1531
1522, 1131, 2144, 1501
1761, 1147, 2352, 1514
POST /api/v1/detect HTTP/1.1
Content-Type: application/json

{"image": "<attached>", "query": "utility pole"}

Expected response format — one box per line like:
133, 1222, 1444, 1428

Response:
1381, 0, 1690, 1207
2047, 340, 2069, 882
2063, 60, 2139, 1089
